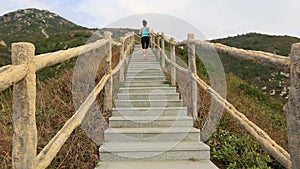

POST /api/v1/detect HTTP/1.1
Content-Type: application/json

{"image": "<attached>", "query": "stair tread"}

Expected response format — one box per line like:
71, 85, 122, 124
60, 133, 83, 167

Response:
100, 141, 210, 152
120, 87, 175, 89
117, 93, 178, 96
96, 160, 218, 169
113, 107, 187, 110
109, 116, 192, 121
105, 127, 199, 134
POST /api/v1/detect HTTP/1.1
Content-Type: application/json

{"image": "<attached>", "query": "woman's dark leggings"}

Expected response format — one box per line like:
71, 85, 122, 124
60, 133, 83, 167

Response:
141, 36, 150, 49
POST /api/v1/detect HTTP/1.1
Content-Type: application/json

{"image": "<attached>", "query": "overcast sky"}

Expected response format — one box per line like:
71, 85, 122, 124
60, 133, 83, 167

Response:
1, 0, 299, 40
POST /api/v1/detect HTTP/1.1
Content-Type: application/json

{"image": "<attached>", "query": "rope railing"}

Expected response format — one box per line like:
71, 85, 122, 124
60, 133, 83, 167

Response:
0, 31, 135, 169
191, 40, 291, 73
192, 73, 291, 168
151, 32, 300, 169
0, 64, 28, 92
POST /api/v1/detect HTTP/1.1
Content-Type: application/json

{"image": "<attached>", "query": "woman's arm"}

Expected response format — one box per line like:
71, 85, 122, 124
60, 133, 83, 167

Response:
138, 27, 142, 36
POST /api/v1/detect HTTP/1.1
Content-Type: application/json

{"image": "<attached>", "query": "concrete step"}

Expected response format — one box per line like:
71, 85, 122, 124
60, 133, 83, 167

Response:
115, 100, 183, 107
129, 60, 158, 63
125, 76, 166, 81
129, 64, 158, 66
109, 116, 193, 128
128, 67, 162, 70
123, 82, 169, 87
127, 68, 162, 72
119, 87, 176, 94
99, 141, 210, 161
126, 72, 164, 76
128, 63, 160, 66
129, 60, 157, 63
116, 93, 179, 100
104, 127, 199, 142
95, 160, 219, 169
112, 107, 187, 116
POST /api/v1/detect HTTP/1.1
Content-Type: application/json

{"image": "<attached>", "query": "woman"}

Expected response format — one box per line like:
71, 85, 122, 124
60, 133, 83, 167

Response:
138, 19, 151, 59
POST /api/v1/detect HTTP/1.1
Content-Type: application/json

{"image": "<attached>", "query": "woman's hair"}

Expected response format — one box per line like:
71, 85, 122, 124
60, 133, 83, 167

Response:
142, 20, 147, 27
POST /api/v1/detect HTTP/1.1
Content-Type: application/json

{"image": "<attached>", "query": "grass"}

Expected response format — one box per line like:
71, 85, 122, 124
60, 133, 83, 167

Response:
0, 33, 129, 168
166, 35, 290, 168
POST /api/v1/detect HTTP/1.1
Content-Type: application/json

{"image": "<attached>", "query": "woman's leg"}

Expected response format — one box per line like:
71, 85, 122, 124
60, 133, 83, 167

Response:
141, 37, 147, 58
145, 37, 150, 59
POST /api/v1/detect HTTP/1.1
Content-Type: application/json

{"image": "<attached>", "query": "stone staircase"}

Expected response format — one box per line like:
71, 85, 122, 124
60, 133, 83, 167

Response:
96, 46, 218, 169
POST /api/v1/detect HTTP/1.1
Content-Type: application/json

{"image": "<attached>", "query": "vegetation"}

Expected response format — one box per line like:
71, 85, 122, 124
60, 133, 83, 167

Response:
168, 32, 298, 168
0, 8, 135, 169
211, 32, 300, 56
211, 33, 300, 102
1, 8, 298, 169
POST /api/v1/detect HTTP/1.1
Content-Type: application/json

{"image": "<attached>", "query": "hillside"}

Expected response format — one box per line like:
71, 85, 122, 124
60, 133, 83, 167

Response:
169, 32, 298, 168
0, 8, 92, 66
211, 32, 300, 56
0, 8, 137, 67
199, 33, 300, 168
211, 33, 300, 101
0, 8, 137, 168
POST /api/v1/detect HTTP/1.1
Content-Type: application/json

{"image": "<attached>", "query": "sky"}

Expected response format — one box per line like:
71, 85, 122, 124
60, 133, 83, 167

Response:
1, 0, 299, 40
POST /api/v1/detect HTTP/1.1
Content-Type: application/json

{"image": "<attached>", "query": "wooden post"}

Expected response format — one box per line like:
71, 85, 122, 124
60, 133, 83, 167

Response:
132, 33, 135, 51
287, 43, 300, 169
156, 32, 160, 58
119, 37, 125, 82
170, 37, 176, 86
104, 31, 113, 117
152, 33, 155, 52
161, 33, 166, 72
187, 34, 198, 120
12, 42, 37, 169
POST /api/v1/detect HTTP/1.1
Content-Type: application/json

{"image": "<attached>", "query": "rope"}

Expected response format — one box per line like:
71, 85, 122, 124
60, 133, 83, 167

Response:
192, 73, 291, 169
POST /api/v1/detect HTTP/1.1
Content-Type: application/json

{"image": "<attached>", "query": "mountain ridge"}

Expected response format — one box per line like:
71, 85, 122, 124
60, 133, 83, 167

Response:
211, 32, 300, 56
0, 8, 137, 66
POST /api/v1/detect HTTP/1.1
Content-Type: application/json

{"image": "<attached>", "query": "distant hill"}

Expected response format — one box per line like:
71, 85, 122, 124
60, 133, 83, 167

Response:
0, 8, 87, 41
0, 8, 137, 66
0, 8, 91, 66
211, 32, 300, 56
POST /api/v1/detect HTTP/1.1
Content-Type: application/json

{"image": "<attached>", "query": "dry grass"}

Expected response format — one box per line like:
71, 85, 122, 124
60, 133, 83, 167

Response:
0, 43, 124, 168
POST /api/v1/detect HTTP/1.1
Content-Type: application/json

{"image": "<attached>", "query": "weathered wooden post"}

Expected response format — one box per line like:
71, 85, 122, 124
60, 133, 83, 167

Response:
156, 32, 161, 58
129, 33, 134, 53
119, 37, 125, 82
104, 31, 113, 117
170, 37, 176, 86
287, 43, 300, 169
12, 42, 37, 169
132, 33, 135, 51
152, 33, 156, 52
161, 32, 166, 72
187, 33, 198, 120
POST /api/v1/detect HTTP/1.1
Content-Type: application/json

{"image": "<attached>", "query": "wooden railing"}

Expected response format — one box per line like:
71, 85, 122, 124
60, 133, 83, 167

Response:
151, 32, 300, 169
0, 31, 135, 169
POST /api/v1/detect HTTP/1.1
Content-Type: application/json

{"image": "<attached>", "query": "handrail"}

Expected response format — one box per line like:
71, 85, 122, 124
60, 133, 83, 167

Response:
0, 64, 28, 92
191, 40, 291, 73
192, 73, 291, 168
36, 73, 110, 169
162, 50, 189, 74
34, 39, 111, 71
0, 31, 135, 169
151, 32, 299, 169
151, 37, 188, 74
156, 32, 291, 72
36, 32, 135, 169
0, 39, 111, 92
